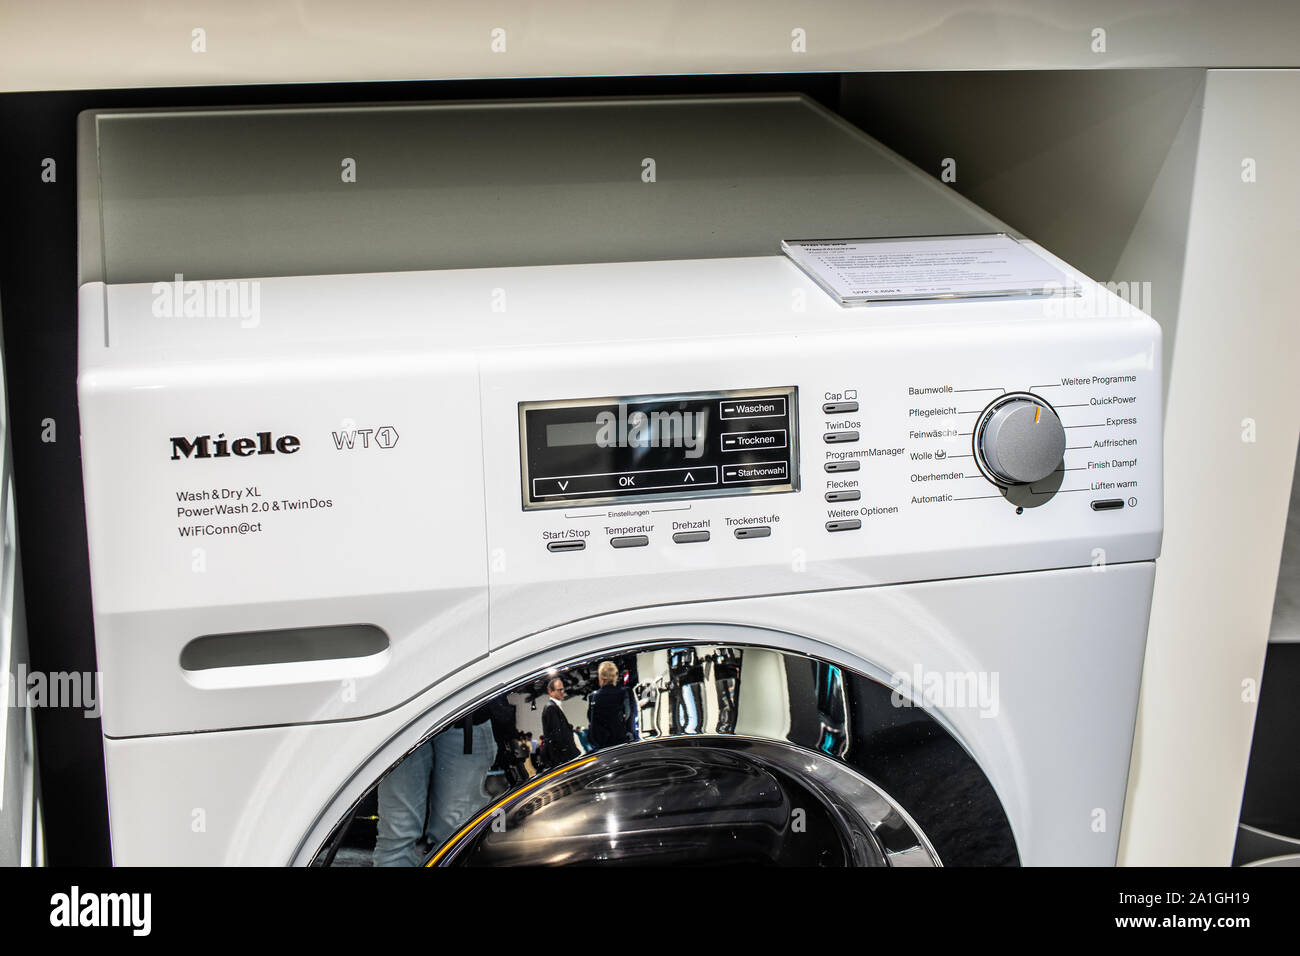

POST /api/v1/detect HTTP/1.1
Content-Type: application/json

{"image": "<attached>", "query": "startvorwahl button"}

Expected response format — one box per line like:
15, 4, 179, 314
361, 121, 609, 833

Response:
722, 462, 789, 484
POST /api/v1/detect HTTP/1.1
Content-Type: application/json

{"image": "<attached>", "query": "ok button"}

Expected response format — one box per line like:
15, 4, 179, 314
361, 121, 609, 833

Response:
618, 475, 638, 487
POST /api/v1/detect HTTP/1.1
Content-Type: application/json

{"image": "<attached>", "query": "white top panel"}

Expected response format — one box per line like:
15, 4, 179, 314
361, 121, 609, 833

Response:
81, 250, 1132, 372
78, 96, 1003, 286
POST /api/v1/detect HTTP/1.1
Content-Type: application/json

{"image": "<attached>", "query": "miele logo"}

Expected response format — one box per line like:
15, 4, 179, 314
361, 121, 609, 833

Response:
170, 432, 301, 460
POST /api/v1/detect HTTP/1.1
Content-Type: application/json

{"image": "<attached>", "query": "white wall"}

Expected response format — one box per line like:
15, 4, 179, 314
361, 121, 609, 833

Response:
1120, 70, 1300, 864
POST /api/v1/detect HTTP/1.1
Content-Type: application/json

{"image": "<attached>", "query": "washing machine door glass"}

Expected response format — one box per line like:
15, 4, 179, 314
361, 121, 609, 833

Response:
429, 737, 920, 867
309, 641, 1018, 867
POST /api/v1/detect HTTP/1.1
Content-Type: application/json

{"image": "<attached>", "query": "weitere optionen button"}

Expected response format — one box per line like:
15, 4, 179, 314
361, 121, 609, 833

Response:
825, 520, 862, 532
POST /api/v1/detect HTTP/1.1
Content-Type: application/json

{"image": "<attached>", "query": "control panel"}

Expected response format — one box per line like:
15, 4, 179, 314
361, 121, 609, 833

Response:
514, 371, 1154, 549
77, 252, 1164, 664
482, 277, 1161, 646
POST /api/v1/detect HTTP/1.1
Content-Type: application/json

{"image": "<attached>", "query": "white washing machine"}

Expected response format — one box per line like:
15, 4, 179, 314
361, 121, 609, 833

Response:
75, 96, 1162, 866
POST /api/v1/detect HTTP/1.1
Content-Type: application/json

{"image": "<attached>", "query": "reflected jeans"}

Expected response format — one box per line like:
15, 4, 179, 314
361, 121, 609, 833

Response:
373, 720, 497, 867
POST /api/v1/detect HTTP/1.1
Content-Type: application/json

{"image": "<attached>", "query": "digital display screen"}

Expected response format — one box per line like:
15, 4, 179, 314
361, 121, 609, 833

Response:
520, 388, 799, 510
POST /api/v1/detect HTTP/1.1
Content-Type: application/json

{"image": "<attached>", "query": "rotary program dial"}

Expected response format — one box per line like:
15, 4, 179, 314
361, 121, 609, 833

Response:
974, 393, 1066, 487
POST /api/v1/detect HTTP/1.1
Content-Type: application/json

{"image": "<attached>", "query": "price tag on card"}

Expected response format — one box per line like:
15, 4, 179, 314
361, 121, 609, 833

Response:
781, 233, 1081, 305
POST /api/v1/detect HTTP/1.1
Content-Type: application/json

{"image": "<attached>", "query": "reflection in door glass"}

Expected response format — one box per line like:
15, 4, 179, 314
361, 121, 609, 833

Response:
311, 643, 1017, 867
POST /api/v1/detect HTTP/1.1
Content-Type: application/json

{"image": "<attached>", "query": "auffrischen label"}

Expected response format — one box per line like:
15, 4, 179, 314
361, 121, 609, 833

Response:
781, 233, 1081, 306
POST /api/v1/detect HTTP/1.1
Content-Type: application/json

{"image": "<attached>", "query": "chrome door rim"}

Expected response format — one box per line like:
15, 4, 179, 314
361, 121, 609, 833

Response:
308, 636, 1019, 867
